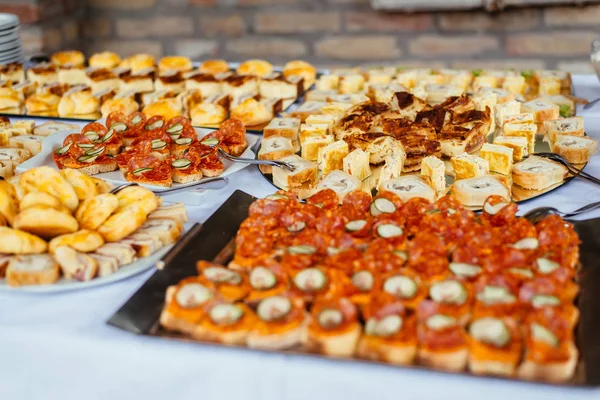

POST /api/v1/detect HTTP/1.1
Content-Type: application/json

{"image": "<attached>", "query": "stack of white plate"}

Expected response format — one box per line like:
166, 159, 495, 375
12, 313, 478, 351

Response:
0, 13, 22, 65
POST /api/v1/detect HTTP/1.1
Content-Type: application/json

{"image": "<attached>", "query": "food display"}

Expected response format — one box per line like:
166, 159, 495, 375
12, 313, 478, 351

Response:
0, 116, 79, 179
158, 189, 580, 383
51, 112, 248, 188
0, 166, 187, 287
259, 68, 594, 206
0, 50, 317, 128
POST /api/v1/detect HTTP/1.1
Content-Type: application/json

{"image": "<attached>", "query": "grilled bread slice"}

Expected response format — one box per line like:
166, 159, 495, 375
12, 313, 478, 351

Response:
512, 156, 567, 190
522, 99, 559, 123
451, 153, 489, 180
272, 154, 317, 188
390, 91, 430, 120
379, 175, 436, 202
493, 135, 528, 161
5, 254, 59, 287
550, 135, 598, 164
451, 175, 510, 207
421, 156, 446, 194
542, 116, 584, 143
480, 143, 514, 175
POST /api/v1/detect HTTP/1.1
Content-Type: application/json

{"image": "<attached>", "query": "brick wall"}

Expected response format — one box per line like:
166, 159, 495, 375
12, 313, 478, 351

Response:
3, 0, 599, 72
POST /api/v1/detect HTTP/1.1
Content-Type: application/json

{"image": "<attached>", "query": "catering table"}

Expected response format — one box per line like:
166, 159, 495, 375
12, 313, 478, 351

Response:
2, 75, 600, 400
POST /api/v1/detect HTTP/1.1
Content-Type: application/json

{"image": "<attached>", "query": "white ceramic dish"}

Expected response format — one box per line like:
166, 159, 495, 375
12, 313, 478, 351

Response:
17, 126, 258, 205
0, 246, 170, 294
0, 13, 19, 31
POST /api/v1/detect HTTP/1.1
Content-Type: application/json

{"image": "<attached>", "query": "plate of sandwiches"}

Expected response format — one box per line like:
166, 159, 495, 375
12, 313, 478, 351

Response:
256, 85, 595, 208
15, 113, 259, 204
108, 189, 599, 386
0, 50, 317, 131
0, 166, 188, 293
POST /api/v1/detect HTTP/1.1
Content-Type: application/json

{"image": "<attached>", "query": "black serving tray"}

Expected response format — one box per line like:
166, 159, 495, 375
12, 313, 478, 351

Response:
108, 190, 600, 387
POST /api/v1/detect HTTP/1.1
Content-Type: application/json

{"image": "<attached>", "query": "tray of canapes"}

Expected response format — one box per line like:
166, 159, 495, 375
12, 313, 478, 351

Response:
15, 113, 257, 204
257, 83, 595, 208
0, 50, 317, 131
108, 189, 600, 386
0, 166, 187, 292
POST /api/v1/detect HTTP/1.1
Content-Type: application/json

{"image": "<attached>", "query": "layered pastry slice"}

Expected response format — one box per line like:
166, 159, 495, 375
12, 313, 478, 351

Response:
343, 148, 371, 182
318, 140, 349, 174
550, 135, 598, 164
451, 153, 489, 180
390, 91, 430, 120
438, 109, 490, 157
193, 302, 256, 345
263, 117, 301, 141
512, 156, 568, 190
468, 317, 522, 377
357, 293, 417, 365
247, 295, 309, 350
480, 143, 514, 175
493, 136, 528, 161
503, 122, 537, 154
379, 175, 436, 203
522, 99, 560, 123
420, 155, 446, 194
451, 175, 510, 206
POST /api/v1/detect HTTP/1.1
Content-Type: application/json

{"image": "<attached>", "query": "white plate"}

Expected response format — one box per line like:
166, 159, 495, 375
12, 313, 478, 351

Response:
16, 125, 259, 205
0, 32, 19, 45
0, 13, 19, 31
0, 26, 18, 37
0, 246, 169, 294
0, 40, 21, 52
0, 55, 24, 65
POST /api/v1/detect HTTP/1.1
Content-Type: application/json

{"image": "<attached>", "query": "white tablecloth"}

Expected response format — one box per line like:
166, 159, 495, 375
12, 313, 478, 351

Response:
2, 75, 600, 400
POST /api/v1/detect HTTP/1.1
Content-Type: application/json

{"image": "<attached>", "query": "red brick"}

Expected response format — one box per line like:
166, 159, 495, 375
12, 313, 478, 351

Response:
87, 40, 163, 58
255, 11, 341, 33
82, 19, 112, 39
237, 0, 298, 5
226, 38, 307, 58
438, 9, 539, 31
345, 11, 432, 32
315, 36, 401, 60
172, 39, 219, 60
506, 32, 597, 56
0, 4, 40, 24
188, 0, 217, 5
544, 5, 600, 26
451, 59, 546, 71
62, 20, 79, 44
199, 14, 246, 37
410, 35, 498, 56
42, 26, 63, 51
88, 0, 156, 10
116, 16, 194, 38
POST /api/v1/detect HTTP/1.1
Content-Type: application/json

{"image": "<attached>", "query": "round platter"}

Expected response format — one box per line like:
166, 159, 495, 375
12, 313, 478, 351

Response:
0, 246, 170, 294
258, 131, 583, 209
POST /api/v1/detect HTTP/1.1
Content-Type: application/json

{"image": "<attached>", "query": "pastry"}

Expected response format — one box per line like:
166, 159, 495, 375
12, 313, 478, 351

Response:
119, 53, 156, 74
158, 56, 193, 74
451, 176, 510, 206
317, 140, 349, 174
198, 59, 230, 75
343, 148, 371, 182
257, 136, 295, 174
301, 134, 333, 162
142, 98, 182, 121
230, 97, 272, 127
18, 166, 79, 211
97, 203, 148, 242
184, 71, 222, 97
54, 245, 98, 281
89, 51, 121, 69
13, 205, 79, 239
271, 154, 317, 188
315, 170, 362, 203
451, 153, 489, 180
51, 50, 85, 67
148, 203, 188, 224
0, 226, 47, 254
283, 60, 316, 90
5, 254, 59, 287
480, 143, 514, 175
503, 122, 537, 153
522, 99, 560, 123
48, 230, 105, 254
236, 59, 273, 77
550, 135, 598, 164
26, 63, 58, 85
493, 136, 528, 161
137, 218, 183, 246
542, 116, 584, 143
379, 175, 436, 203
420, 156, 446, 194
0, 62, 24, 83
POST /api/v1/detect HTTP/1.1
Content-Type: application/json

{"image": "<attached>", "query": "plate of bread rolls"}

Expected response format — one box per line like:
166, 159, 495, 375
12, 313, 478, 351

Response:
0, 50, 317, 131
0, 166, 187, 293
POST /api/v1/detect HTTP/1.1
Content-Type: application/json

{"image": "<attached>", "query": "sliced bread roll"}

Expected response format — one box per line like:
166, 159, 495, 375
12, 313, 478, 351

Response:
379, 175, 436, 202
269, 154, 317, 190
542, 116, 584, 143
137, 218, 183, 246
550, 135, 598, 164
512, 156, 567, 190
317, 140, 349, 175
119, 232, 163, 257
5, 254, 59, 287
148, 203, 188, 224
54, 246, 98, 281
94, 242, 136, 266
89, 253, 120, 278
522, 99, 560, 123
8, 135, 44, 155
258, 136, 295, 174
451, 175, 510, 207
316, 170, 362, 203
493, 136, 528, 161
